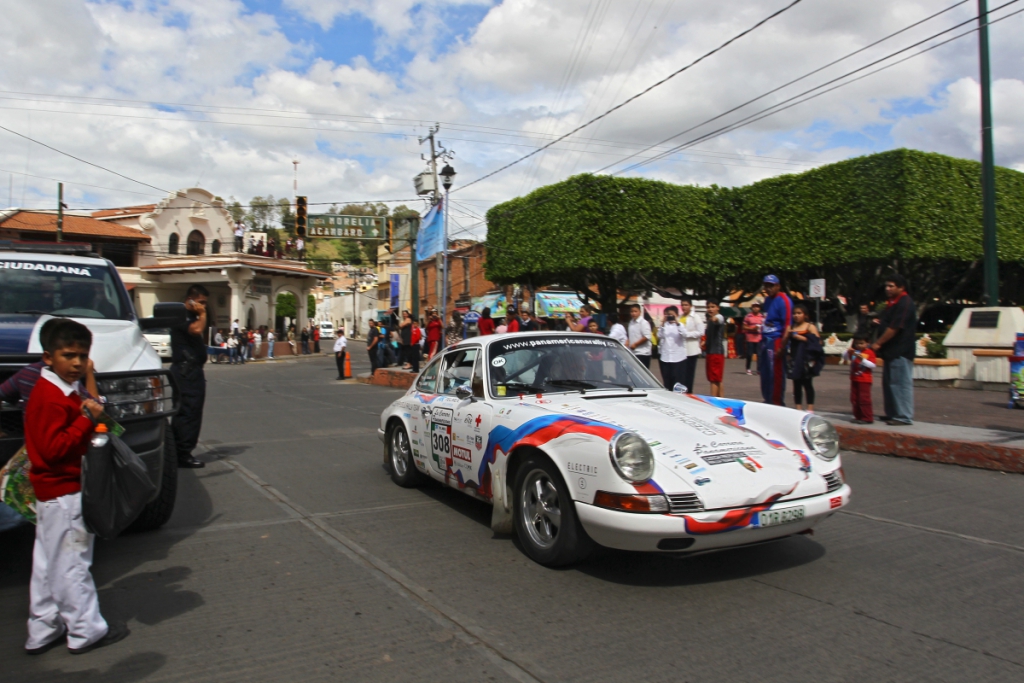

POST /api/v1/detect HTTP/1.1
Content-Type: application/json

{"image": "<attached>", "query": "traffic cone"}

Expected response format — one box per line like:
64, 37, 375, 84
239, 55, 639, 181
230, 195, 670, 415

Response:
344, 352, 351, 379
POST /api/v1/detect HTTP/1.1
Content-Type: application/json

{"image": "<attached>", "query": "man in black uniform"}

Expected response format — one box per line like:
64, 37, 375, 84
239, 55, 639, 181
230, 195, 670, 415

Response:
170, 285, 209, 468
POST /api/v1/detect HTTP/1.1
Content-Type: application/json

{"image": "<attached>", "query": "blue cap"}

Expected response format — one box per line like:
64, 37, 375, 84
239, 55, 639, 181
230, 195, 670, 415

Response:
763, 274, 780, 284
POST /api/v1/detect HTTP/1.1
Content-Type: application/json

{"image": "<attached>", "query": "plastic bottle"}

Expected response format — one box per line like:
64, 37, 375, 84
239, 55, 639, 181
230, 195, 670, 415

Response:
90, 422, 110, 450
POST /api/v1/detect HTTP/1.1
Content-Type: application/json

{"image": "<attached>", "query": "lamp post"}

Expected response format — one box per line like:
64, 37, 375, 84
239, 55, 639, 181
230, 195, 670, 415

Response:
439, 164, 456, 348
977, 0, 999, 305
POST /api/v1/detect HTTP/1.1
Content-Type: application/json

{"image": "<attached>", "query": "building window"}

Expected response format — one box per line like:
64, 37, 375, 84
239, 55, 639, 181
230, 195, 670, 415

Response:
211, 239, 221, 254
168, 233, 180, 255
186, 230, 205, 256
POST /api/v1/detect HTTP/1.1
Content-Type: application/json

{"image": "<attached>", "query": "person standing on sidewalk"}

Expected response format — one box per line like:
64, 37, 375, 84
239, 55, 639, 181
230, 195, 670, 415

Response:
608, 314, 628, 346
300, 326, 309, 355
334, 330, 348, 380
169, 285, 208, 468
366, 321, 381, 373
758, 275, 792, 406
426, 310, 443, 357
657, 306, 687, 390
743, 303, 764, 375
313, 326, 321, 354
626, 304, 653, 368
266, 329, 276, 359
871, 274, 916, 425
478, 307, 496, 336
843, 334, 877, 423
704, 302, 726, 397
677, 299, 704, 395
786, 303, 823, 412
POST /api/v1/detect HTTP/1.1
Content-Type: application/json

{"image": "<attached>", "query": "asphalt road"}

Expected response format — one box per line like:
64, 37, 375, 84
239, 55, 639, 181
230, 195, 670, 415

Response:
2, 353, 1023, 682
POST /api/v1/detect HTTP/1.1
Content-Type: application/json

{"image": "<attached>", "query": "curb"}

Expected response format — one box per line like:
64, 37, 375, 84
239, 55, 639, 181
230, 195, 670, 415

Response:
835, 424, 1024, 473
357, 368, 417, 390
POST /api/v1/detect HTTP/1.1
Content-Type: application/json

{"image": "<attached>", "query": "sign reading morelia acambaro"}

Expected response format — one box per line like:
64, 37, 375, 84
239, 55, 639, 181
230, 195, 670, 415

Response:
308, 214, 383, 239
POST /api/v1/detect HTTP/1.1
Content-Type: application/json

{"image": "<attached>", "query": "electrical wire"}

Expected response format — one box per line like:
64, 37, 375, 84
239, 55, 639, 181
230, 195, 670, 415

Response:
454, 0, 805, 193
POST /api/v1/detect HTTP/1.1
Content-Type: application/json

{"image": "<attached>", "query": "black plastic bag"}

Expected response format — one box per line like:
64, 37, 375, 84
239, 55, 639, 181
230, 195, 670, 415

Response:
82, 432, 157, 539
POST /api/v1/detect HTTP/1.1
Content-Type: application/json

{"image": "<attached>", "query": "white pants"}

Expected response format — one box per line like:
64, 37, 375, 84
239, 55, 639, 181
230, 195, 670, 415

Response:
26, 492, 108, 651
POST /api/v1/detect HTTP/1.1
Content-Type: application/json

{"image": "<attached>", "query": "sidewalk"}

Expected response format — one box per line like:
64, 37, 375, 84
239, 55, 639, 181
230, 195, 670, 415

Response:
671, 359, 1024, 473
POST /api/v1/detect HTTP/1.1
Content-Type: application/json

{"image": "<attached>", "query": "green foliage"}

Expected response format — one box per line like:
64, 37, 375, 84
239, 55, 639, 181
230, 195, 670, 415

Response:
275, 293, 316, 319
277, 197, 295, 237
485, 149, 1024, 309
926, 340, 948, 359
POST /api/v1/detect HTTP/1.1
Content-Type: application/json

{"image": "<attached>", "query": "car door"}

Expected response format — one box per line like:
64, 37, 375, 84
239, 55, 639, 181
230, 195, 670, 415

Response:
427, 347, 479, 481
450, 352, 493, 492
408, 355, 443, 466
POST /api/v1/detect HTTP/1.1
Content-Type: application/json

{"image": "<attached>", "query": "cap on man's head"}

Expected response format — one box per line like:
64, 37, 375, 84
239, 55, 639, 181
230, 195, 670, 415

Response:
763, 274, 780, 285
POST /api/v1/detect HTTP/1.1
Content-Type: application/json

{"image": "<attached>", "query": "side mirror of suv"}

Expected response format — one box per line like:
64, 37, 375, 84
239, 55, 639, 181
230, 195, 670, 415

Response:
139, 302, 188, 330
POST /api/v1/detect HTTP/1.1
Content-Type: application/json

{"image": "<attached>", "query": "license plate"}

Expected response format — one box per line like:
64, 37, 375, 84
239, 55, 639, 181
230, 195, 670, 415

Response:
756, 506, 805, 528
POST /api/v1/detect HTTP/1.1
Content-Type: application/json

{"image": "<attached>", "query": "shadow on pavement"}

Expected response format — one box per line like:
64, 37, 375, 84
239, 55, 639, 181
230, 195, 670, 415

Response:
99, 566, 204, 627
34, 652, 167, 683
576, 535, 825, 586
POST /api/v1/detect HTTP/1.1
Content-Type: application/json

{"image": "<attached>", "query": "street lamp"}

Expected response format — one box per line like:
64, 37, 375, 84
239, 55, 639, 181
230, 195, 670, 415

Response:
439, 164, 455, 348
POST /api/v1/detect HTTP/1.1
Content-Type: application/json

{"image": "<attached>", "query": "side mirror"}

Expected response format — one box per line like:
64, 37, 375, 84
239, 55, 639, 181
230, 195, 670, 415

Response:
455, 385, 473, 401
139, 302, 188, 330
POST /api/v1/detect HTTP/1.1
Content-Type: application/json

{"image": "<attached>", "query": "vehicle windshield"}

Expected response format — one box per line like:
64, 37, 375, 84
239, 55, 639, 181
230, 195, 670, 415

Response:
0, 260, 132, 320
487, 335, 661, 398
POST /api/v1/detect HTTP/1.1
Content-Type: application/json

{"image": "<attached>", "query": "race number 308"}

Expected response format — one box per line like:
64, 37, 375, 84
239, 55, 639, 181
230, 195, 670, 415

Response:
432, 423, 450, 456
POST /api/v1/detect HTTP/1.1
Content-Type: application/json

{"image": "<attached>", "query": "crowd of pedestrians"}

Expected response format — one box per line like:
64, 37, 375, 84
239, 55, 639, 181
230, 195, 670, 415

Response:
234, 222, 306, 260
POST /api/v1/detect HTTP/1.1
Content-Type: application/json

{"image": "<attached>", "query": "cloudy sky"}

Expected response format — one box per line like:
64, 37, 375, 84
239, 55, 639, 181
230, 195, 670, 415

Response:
2, 0, 1022, 238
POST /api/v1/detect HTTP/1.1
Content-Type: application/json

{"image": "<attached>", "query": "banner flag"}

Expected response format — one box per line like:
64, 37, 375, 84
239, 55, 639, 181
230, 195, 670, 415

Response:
415, 198, 444, 262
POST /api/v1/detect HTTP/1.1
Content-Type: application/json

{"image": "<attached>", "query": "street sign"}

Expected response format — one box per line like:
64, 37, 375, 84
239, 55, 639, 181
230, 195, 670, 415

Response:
809, 278, 826, 299
308, 214, 384, 239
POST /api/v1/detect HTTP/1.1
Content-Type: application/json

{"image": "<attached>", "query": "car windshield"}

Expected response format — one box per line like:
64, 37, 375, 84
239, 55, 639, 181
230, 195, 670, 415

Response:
487, 335, 661, 398
0, 259, 132, 320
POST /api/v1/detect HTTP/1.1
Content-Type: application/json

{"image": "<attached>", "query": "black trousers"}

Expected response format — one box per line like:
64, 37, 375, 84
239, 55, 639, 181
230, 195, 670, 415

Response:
403, 345, 419, 372
636, 355, 651, 369
680, 356, 699, 394
793, 376, 816, 405
368, 347, 379, 372
170, 362, 206, 461
659, 360, 684, 390
335, 350, 347, 378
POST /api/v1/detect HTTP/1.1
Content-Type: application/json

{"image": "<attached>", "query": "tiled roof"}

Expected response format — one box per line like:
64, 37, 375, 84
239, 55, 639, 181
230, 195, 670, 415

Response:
141, 257, 330, 278
90, 205, 157, 219
0, 211, 151, 241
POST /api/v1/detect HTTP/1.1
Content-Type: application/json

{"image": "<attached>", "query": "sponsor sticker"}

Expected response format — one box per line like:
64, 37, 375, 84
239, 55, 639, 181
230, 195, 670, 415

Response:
830, 496, 842, 509
496, 386, 507, 396
491, 356, 506, 367
452, 445, 472, 462
431, 407, 453, 426
694, 477, 711, 486
474, 434, 483, 450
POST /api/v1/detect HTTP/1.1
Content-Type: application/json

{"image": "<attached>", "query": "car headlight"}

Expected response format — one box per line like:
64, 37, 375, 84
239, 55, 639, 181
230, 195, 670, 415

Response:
802, 415, 839, 461
96, 375, 173, 419
608, 432, 655, 483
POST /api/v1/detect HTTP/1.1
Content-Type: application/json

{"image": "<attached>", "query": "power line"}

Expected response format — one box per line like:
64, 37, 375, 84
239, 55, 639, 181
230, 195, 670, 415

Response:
454, 0, 805, 193
611, 0, 1021, 176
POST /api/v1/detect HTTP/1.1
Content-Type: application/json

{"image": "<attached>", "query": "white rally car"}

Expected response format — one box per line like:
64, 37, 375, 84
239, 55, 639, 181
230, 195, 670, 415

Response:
378, 332, 849, 566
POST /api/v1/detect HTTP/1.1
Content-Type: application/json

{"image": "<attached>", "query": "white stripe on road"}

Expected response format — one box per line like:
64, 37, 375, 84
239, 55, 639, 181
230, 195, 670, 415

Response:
839, 510, 1024, 554
219, 457, 551, 683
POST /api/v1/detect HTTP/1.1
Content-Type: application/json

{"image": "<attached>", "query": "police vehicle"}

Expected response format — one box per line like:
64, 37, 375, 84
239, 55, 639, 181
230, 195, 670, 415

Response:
0, 241, 182, 531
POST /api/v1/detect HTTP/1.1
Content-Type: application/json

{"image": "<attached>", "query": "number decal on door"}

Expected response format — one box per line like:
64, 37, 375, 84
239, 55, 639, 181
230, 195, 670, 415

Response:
432, 423, 450, 459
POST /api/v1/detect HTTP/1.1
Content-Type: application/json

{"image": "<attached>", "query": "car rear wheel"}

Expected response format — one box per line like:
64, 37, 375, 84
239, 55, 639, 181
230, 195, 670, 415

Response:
389, 423, 425, 488
513, 454, 594, 567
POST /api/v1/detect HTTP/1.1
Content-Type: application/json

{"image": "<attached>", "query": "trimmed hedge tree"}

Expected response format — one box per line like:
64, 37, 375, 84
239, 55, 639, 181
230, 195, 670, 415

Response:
484, 149, 1024, 312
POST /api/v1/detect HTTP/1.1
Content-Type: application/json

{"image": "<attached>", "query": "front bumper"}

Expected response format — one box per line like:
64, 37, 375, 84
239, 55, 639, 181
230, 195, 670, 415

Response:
576, 484, 851, 553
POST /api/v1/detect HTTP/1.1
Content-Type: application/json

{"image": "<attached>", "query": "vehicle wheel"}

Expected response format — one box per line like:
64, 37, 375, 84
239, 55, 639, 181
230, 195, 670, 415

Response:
388, 423, 425, 488
513, 454, 594, 567
126, 423, 178, 533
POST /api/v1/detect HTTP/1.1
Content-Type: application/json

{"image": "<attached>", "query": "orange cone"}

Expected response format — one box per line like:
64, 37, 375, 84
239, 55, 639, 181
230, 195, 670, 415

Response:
344, 352, 351, 379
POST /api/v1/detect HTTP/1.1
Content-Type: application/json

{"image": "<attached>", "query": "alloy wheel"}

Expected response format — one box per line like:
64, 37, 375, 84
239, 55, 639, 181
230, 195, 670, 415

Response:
519, 468, 562, 550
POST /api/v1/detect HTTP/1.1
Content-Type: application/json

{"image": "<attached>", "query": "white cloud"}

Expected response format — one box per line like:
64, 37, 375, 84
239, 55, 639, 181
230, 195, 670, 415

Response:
0, 0, 1021, 223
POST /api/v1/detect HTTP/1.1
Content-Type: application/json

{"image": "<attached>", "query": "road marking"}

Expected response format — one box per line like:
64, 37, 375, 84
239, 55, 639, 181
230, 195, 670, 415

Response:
218, 457, 550, 683
838, 510, 1024, 554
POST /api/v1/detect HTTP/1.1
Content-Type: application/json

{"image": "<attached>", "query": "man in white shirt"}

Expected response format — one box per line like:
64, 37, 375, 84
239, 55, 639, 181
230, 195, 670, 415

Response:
296, 238, 305, 260
626, 304, 653, 368
226, 335, 239, 364
333, 331, 348, 380
678, 299, 705, 395
234, 222, 246, 252
266, 330, 276, 359
608, 316, 628, 346
657, 306, 688, 391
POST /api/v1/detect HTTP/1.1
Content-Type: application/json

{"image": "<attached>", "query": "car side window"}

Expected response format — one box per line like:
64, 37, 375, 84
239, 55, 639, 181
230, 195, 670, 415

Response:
471, 352, 485, 398
439, 348, 478, 395
416, 355, 442, 394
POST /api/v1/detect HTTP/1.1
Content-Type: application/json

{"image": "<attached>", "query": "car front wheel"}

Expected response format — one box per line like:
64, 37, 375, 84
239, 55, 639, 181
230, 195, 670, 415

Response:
388, 423, 424, 488
513, 454, 594, 567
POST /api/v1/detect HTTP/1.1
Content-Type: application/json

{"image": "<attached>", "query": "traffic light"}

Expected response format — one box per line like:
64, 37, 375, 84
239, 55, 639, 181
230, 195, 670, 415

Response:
296, 196, 307, 237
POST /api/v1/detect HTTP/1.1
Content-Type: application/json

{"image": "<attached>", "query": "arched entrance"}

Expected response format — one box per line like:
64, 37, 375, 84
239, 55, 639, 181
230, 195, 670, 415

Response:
186, 230, 205, 256
246, 305, 256, 331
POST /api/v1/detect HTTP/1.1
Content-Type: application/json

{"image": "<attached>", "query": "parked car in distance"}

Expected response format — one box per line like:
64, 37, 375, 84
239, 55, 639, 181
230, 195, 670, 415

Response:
143, 327, 172, 360
320, 321, 335, 340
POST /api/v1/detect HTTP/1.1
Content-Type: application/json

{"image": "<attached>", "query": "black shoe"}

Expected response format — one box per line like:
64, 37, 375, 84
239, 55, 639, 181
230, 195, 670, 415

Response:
25, 630, 66, 655
885, 419, 912, 426
178, 456, 205, 469
69, 621, 129, 655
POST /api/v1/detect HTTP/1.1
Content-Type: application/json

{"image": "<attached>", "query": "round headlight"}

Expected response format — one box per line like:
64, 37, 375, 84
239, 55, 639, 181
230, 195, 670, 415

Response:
802, 415, 839, 461
608, 432, 655, 483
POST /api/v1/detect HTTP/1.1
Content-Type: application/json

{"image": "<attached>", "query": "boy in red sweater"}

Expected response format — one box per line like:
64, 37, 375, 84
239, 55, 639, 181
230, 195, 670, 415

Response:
843, 333, 877, 424
24, 319, 128, 655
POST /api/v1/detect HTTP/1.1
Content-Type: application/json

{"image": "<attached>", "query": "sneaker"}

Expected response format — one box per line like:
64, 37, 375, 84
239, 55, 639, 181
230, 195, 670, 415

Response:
745, 370, 753, 375
69, 621, 129, 655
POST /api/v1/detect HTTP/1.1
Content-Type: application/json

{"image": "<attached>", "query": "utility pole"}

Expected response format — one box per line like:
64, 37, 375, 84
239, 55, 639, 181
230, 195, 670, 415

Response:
418, 125, 445, 330
978, 0, 999, 305
56, 183, 63, 243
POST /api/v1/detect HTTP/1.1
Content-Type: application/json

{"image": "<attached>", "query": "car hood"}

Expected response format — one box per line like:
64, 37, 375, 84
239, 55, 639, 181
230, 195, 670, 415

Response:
522, 390, 812, 509
25, 316, 159, 373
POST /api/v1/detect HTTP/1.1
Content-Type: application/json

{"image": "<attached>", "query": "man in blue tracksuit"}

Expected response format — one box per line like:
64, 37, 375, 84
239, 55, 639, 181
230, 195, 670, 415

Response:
758, 274, 792, 406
